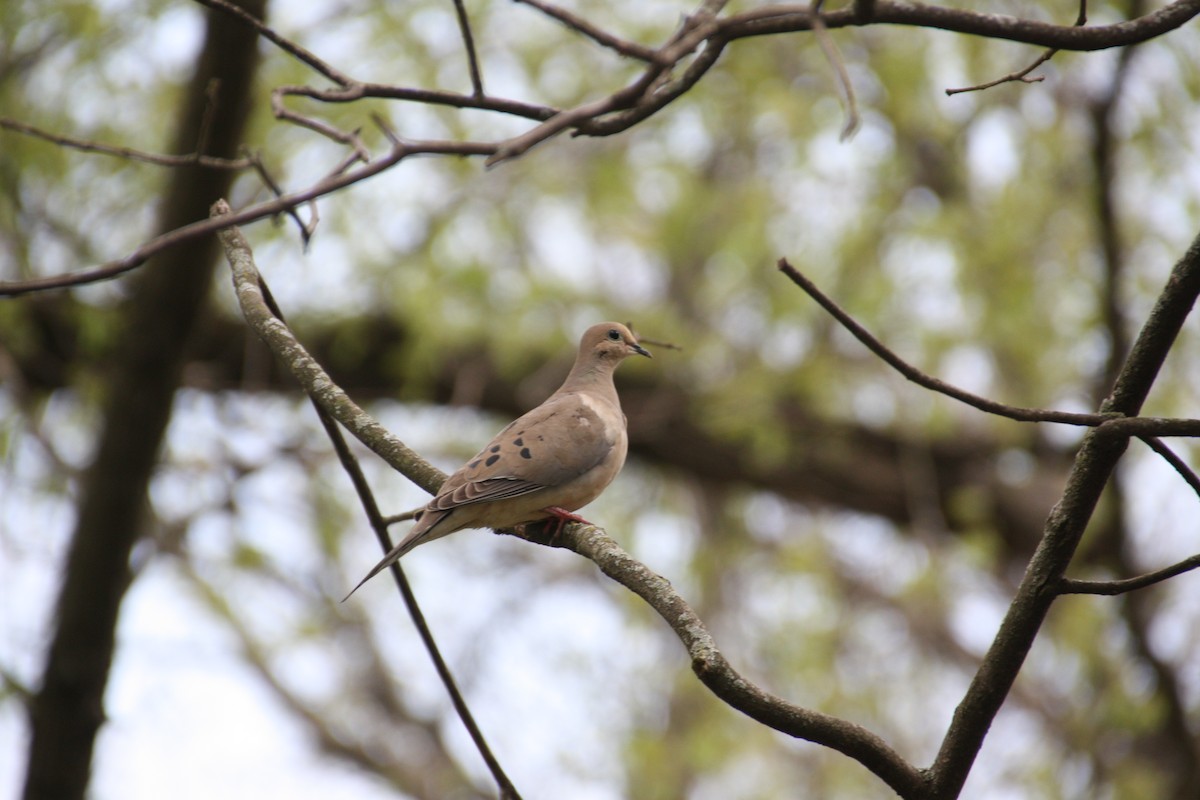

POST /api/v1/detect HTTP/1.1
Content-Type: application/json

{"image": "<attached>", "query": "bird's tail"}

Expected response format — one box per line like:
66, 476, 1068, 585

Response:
341, 509, 447, 601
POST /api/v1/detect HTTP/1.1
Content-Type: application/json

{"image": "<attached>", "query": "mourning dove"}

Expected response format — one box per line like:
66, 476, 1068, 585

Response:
346, 322, 651, 597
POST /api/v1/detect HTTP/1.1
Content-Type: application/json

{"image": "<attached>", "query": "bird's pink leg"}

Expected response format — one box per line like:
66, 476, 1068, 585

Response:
543, 506, 595, 541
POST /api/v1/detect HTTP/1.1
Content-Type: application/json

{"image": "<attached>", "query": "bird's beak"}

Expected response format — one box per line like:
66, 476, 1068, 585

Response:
631, 341, 652, 358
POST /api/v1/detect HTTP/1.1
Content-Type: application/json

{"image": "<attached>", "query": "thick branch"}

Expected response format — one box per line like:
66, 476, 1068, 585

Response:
723, 0, 1200, 51
552, 522, 929, 798
213, 200, 445, 494
928, 227, 1200, 798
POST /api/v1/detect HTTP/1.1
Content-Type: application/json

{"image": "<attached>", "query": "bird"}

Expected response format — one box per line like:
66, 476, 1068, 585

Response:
345, 322, 651, 598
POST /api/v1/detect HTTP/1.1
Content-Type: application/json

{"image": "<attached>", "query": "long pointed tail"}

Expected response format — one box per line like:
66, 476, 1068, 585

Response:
341, 509, 447, 601
341, 541, 408, 601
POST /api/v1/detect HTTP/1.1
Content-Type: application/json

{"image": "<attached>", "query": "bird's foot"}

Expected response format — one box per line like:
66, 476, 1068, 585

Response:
543, 506, 594, 544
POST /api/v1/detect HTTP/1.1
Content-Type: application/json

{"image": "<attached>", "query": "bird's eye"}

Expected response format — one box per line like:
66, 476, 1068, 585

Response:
607, 329, 621, 341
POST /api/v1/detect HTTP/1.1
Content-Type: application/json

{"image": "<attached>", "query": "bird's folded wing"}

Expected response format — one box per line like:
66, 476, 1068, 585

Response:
430, 393, 619, 511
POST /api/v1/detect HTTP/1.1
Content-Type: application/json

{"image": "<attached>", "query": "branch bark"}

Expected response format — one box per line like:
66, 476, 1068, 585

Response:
926, 227, 1200, 798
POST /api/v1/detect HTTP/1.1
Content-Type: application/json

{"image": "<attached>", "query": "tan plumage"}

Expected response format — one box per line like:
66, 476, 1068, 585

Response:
346, 322, 651, 597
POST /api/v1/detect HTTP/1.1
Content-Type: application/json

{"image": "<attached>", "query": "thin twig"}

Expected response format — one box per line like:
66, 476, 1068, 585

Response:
303, 82, 557, 122
1059, 554, 1200, 595
945, 0, 1087, 95
451, 0, 486, 96
777, 258, 1112, 427
0, 116, 253, 169
487, 0, 730, 165
944, 50, 1052, 95
244, 147, 314, 245
778, 260, 1200, 438
574, 36, 728, 137
486, 73, 658, 165
193, 0, 353, 86
1138, 436, 1200, 498
0, 137, 496, 298
314, 378, 524, 800
514, 0, 665, 63
382, 509, 421, 526
271, 86, 373, 162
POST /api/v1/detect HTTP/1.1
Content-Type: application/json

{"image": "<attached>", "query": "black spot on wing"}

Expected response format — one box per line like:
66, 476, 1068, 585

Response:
490, 445, 501, 453
513, 437, 524, 446
485, 454, 500, 467
469, 460, 481, 469
520, 448, 532, 459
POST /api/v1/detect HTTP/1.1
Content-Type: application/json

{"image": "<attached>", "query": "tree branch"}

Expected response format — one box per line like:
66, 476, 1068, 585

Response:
723, 0, 1200, 51
563, 522, 929, 797
215, 200, 524, 798
1139, 436, 1200, 499
0, 137, 494, 298
212, 199, 445, 492
11, 0, 1195, 295
944, 0, 1087, 95
514, 0, 665, 63
777, 258, 1114, 427
193, 0, 353, 86
1059, 554, 1200, 596
928, 226, 1200, 798
0, 116, 255, 168
451, 0, 486, 96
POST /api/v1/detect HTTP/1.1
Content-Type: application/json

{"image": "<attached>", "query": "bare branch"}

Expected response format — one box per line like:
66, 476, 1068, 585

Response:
270, 86, 372, 162
514, 0, 666, 63
722, 0, 1199, 52
486, 69, 664, 165
945, 0, 1087, 95
1139, 436, 1200, 499
944, 51, 1050, 96
192, 0, 353, 87
1059, 554, 1200, 595
573, 36, 727, 137
302, 82, 558, 121
451, 0, 486, 96
0, 137, 496, 298
244, 148, 315, 245
1096, 416, 1200, 438
212, 198, 446, 492
547, 521, 928, 799
777, 258, 1113, 427
0, 116, 253, 169
314, 366, 522, 799
215, 202, 525, 797
929, 225, 1200, 798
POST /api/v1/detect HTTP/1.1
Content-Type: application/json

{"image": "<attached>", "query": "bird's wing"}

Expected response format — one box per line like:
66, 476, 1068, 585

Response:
430, 391, 621, 511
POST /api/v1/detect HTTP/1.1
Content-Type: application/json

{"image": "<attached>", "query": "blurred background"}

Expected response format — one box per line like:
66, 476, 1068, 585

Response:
2, 1, 1200, 798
